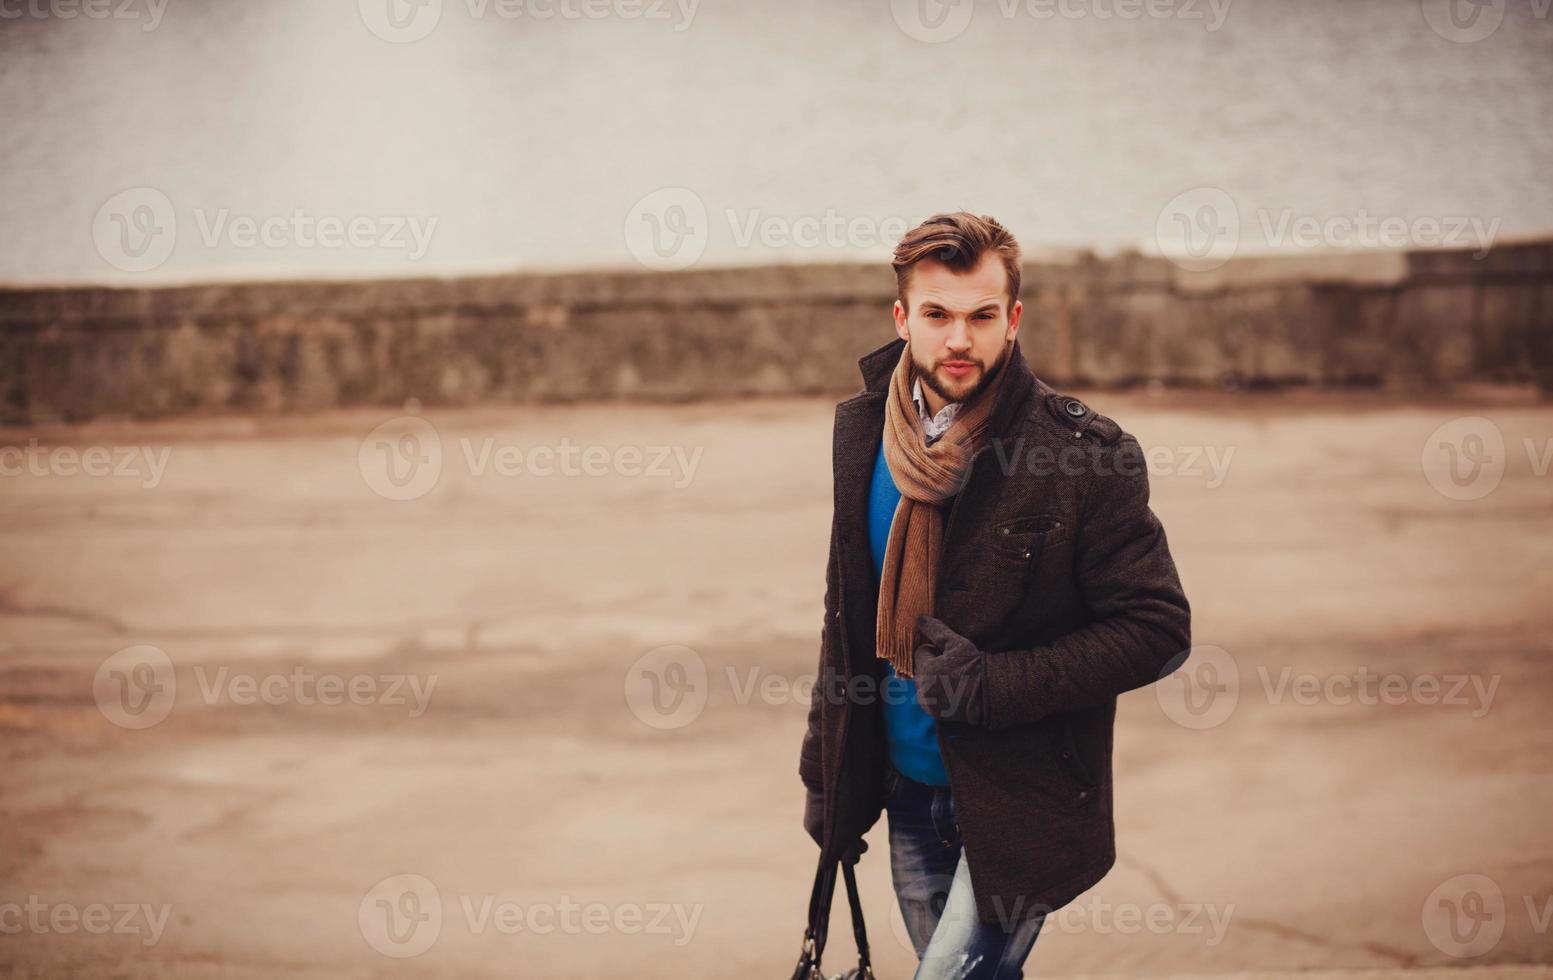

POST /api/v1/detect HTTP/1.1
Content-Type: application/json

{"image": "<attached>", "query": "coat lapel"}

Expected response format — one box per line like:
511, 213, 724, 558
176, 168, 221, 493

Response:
833, 338, 903, 551
832, 390, 886, 553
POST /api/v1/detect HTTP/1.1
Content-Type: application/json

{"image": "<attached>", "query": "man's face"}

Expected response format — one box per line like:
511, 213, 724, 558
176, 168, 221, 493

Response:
893, 252, 1022, 408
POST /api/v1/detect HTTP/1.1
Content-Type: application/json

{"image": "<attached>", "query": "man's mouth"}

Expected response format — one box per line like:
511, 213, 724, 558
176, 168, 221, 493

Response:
940, 360, 978, 379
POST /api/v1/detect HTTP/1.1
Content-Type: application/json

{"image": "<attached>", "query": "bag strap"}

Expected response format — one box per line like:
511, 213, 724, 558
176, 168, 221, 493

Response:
840, 859, 874, 977
794, 853, 873, 979
804, 857, 836, 958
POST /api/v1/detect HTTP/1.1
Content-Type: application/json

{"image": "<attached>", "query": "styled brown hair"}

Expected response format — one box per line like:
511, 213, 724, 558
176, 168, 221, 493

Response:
892, 212, 1022, 311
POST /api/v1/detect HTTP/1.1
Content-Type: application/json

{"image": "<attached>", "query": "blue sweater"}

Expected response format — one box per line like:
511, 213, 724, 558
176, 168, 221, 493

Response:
867, 441, 950, 786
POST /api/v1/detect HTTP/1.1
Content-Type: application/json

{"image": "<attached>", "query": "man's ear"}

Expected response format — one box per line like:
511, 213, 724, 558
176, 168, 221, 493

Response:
1006, 299, 1023, 341
893, 300, 910, 342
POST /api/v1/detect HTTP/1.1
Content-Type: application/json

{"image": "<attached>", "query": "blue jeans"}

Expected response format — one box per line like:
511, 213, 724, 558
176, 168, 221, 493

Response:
885, 762, 1045, 979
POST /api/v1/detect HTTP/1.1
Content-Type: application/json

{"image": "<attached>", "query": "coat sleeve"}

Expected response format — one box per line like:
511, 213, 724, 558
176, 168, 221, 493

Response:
798, 525, 836, 793
799, 624, 825, 792
984, 434, 1191, 728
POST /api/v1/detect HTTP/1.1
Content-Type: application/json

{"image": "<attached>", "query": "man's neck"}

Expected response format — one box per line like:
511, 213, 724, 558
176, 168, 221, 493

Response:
915, 374, 956, 417
920, 385, 952, 417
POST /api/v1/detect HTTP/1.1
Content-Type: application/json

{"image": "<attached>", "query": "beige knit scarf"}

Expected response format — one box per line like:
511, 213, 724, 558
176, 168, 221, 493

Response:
876, 339, 1014, 678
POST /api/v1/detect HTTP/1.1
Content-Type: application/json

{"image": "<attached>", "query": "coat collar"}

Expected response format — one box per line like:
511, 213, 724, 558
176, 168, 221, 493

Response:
853, 335, 1038, 439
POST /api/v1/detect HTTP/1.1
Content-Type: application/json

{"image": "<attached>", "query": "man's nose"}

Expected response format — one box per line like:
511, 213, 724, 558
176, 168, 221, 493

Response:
946, 320, 972, 352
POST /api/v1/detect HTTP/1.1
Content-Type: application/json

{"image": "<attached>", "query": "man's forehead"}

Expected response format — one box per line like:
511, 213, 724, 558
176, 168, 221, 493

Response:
907, 255, 1009, 310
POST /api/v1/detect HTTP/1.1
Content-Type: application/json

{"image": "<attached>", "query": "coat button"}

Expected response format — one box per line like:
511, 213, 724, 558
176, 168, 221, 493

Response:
1065, 399, 1086, 418
1060, 750, 1071, 759
1078, 790, 1089, 800
1021, 550, 1031, 560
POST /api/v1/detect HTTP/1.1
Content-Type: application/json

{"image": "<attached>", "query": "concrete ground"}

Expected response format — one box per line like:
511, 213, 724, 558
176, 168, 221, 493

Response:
1, 389, 1551, 978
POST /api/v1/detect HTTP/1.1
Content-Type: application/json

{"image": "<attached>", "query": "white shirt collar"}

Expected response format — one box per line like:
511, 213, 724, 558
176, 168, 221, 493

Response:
911, 376, 962, 447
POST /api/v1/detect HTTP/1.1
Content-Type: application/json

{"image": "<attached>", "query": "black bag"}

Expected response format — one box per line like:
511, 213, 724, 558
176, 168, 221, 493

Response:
789, 853, 875, 980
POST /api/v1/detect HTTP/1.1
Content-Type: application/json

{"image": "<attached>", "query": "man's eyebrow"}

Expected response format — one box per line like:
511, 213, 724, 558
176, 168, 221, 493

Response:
916, 300, 1004, 315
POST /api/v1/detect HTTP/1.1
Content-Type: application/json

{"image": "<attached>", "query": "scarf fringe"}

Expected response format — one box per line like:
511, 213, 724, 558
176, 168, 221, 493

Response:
877, 623, 920, 679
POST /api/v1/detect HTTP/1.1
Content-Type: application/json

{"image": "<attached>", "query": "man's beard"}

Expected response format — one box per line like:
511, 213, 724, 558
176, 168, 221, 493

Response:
912, 339, 1012, 407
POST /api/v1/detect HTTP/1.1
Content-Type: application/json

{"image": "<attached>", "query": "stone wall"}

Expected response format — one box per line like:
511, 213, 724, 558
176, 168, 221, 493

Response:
2, 241, 1549, 423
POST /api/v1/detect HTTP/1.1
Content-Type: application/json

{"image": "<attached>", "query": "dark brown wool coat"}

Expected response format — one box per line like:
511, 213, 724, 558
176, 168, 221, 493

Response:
799, 335, 1191, 927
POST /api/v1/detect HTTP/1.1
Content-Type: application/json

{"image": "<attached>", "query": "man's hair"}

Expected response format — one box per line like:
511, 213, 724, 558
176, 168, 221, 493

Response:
892, 212, 1022, 312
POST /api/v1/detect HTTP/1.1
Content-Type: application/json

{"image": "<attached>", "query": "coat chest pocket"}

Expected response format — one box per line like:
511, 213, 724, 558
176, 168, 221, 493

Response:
988, 513, 1070, 567
941, 514, 1071, 627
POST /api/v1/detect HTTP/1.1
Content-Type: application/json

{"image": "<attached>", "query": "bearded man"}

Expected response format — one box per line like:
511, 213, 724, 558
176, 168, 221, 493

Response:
799, 211, 1191, 978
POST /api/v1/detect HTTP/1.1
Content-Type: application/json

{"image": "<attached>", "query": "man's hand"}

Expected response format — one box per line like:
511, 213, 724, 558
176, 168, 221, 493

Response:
803, 786, 825, 846
913, 615, 992, 728
803, 787, 868, 865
